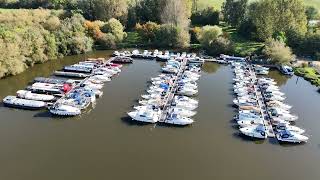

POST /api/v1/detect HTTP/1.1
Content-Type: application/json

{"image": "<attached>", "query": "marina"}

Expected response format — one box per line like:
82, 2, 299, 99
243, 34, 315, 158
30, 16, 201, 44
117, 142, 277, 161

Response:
0, 50, 319, 180
232, 61, 308, 143
2, 56, 124, 116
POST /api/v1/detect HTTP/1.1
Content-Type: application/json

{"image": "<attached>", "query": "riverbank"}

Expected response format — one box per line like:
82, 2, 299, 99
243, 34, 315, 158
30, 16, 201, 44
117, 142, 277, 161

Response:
294, 67, 320, 87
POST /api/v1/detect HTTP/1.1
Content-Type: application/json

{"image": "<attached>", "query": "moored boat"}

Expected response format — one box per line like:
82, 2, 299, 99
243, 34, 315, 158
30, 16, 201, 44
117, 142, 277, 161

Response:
3, 96, 46, 110
17, 90, 56, 102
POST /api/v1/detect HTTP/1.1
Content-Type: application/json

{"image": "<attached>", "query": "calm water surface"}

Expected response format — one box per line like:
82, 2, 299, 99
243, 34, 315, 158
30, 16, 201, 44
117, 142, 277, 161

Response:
0, 51, 320, 180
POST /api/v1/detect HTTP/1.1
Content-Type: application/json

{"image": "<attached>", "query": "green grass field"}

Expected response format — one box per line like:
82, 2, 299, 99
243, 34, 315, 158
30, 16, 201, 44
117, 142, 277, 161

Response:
197, 0, 320, 10
219, 22, 264, 56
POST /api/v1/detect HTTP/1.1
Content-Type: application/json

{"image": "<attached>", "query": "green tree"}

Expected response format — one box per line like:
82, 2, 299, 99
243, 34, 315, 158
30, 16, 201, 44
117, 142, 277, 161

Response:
305, 6, 319, 21
78, 0, 128, 22
247, 0, 307, 41
191, 7, 220, 26
135, 0, 166, 24
222, 0, 248, 27
102, 18, 126, 42
263, 39, 295, 65
197, 25, 223, 47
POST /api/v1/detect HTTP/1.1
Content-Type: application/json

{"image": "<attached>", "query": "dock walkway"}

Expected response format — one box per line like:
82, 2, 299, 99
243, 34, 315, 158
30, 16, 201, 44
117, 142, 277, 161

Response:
53, 57, 115, 106
159, 59, 188, 122
248, 65, 275, 138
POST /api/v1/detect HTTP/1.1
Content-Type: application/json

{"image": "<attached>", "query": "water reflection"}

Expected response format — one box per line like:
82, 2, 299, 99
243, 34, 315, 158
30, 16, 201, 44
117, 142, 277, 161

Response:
202, 62, 221, 74
268, 70, 290, 86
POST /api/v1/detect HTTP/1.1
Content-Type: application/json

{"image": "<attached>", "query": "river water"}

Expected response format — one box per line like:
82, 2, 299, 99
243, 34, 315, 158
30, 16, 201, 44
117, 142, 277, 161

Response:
0, 50, 319, 180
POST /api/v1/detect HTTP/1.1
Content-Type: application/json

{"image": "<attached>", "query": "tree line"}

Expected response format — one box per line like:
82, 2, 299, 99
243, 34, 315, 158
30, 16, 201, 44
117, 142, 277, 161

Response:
0, 9, 126, 78
222, 0, 320, 64
0, 0, 319, 78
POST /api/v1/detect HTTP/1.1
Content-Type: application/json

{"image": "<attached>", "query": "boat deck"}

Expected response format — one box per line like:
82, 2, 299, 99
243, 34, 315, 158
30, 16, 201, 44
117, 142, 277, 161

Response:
53, 57, 116, 106
249, 65, 275, 138
159, 59, 188, 122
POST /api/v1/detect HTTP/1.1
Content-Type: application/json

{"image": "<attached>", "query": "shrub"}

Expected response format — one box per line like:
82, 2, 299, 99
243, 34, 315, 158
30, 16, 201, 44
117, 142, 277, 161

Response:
263, 39, 295, 65
135, 22, 160, 43
206, 37, 234, 56
154, 24, 190, 48
97, 33, 116, 49
197, 25, 223, 48
102, 18, 126, 42
43, 16, 61, 31
191, 7, 220, 26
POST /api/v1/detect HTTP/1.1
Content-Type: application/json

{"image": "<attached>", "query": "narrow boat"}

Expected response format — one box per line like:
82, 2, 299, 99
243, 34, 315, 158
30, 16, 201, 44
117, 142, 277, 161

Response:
63, 65, 92, 73
34, 77, 66, 84
54, 71, 89, 78
111, 56, 133, 64
16, 90, 55, 102
3, 96, 46, 110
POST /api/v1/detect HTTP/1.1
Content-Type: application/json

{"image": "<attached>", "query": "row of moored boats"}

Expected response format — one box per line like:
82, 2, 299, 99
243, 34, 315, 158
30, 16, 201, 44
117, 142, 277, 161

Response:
232, 62, 308, 143
127, 59, 202, 125
3, 58, 125, 116
114, 50, 205, 63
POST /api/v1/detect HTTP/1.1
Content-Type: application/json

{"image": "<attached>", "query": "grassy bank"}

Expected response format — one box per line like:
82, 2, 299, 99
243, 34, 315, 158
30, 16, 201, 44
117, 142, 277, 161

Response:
295, 67, 320, 87
198, 0, 320, 10
219, 22, 264, 56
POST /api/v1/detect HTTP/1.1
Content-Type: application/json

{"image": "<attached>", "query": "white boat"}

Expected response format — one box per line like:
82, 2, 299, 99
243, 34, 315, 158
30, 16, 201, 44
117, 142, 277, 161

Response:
177, 87, 198, 96
237, 119, 264, 127
128, 108, 161, 123
169, 107, 197, 117
90, 75, 111, 82
239, 124, 268, 139
164, 113, 194, 125
279, 65, 294, 76
275, 123, 305, 134
172, 101, 198, 111
3, 96, 47, 110
16, 90, 55, 102
174, 96, 198, 105
49, 104, 81, 116
276, 130, 308, 143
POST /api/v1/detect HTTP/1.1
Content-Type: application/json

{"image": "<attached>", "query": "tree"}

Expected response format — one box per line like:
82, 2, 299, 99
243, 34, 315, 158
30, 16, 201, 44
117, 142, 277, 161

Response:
154, 24, 190, 48
263, 39, 295, 65
135, 0, 166, 24
191, 7, 220, 26
246, 0, 307, 41
222, 0, 248, 27
305, 6, 319, 21
102, 18, 126, 42
135, 22, 160, 43
197, 25, 223, 47
78, 0, 128, 22
161, 0, 192, 29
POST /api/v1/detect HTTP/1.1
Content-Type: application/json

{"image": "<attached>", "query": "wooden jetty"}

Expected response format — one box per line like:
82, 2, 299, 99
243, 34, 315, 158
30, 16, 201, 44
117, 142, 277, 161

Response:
52, 57, 116, 106
158, 59, 188, 122
248, 65, 275, 138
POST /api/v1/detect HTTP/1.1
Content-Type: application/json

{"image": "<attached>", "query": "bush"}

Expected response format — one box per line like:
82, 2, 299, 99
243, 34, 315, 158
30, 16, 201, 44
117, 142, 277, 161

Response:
154, 24, 189, 48
191, 7, 220, 26
97, 33, 117, 49
263, 39, 295, 65
135, 22, 160, 44
0, 10, 97, 78
206, 37, 234, 56
197, 25, 223, 48
102, 18, 126, 42
190, 27, 201, 44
